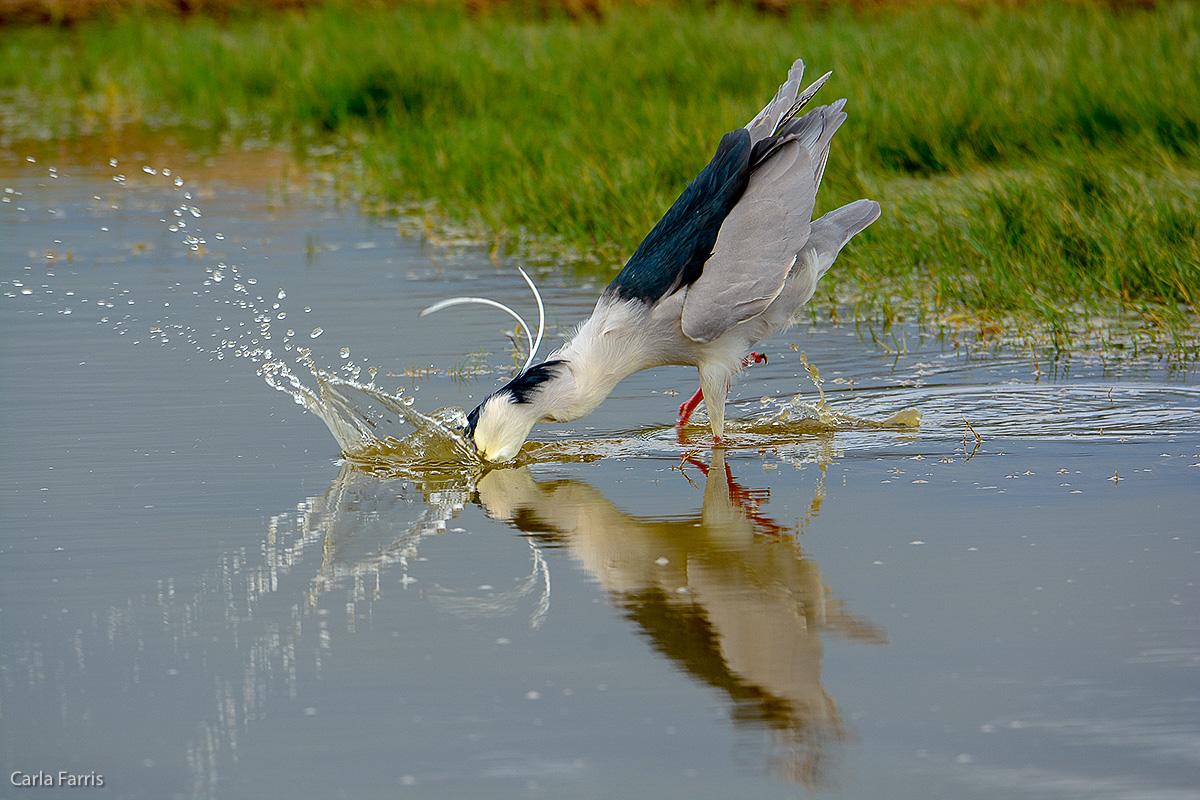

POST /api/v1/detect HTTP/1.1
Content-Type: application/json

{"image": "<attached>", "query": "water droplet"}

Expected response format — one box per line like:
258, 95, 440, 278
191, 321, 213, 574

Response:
340, 347, 351, 359
142, 165, 156, 175
310, 328, 323, 339
277, 290, 286, 300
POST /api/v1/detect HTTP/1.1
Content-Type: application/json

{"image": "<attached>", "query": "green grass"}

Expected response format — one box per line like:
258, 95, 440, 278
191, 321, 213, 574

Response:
3, 1, 1197, 359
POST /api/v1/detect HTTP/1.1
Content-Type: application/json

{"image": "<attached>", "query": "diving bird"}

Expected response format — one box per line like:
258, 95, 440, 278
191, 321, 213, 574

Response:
457, 60, 880, 462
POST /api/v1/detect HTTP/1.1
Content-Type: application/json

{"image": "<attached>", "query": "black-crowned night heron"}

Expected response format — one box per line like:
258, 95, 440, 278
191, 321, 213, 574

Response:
452, 60, 880, 462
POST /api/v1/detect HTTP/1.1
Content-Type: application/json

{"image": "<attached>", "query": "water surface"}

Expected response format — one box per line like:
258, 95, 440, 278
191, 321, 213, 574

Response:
2, 150, 1197, 799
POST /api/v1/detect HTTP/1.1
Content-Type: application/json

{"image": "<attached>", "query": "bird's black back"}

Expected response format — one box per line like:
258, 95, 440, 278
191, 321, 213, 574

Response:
605, 128, 753, 305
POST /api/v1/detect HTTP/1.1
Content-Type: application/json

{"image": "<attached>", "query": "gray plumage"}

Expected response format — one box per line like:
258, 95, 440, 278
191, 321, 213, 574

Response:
465, 59, 881, 462
682, 98, 849, 343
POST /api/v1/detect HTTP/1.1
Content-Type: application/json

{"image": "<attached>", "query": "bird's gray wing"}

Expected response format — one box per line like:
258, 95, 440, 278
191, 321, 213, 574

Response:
680, 140, 811, 343
802, 198, 882, 277
681, 104, 848, 344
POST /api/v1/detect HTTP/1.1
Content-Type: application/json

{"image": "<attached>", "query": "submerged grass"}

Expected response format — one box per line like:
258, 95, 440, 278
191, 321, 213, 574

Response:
2, 0, 1197, 358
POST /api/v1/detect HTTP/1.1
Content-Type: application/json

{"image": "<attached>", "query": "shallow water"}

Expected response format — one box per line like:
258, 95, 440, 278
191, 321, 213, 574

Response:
2, 151, 1198, 800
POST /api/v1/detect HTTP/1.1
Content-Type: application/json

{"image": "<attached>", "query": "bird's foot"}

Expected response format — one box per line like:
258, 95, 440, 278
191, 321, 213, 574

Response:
743, 351, 767, 368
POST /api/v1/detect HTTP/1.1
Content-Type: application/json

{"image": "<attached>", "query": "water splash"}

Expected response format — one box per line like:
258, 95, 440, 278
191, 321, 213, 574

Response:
750, 351, 924, 433
198, 247, 483, 471
136, 162, 485, 472
259, 350, 477, 471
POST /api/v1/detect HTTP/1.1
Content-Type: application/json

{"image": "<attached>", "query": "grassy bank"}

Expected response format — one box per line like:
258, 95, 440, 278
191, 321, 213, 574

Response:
3, 1, 1197, 358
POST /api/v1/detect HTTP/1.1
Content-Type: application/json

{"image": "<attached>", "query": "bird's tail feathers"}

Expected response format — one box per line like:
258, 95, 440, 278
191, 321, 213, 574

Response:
753, 100, 847, 190
745, 59, 806, 144
771, 70, 832, 137
779, 97, 847, 151
745, 61, 831, 144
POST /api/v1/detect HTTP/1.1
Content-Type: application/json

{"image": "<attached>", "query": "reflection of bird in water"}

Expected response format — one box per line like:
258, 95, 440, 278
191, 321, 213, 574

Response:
460, 59, 880, 461
477, 450, 886, 786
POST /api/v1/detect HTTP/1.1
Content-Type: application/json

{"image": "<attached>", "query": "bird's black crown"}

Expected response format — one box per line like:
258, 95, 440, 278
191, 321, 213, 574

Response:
464, 360, 566, 439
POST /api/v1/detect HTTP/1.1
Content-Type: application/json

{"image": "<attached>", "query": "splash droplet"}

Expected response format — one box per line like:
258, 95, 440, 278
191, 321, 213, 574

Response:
310, 327, 323, 339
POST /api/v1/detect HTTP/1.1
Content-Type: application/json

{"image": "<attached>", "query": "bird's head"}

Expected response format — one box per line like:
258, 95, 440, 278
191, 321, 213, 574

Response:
466, 393, 540, 463
465, 360, 568, 463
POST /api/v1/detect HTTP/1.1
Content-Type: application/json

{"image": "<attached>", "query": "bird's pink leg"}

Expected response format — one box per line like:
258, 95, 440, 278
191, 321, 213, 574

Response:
677, 387, 706, 427
675, 352, 767, 428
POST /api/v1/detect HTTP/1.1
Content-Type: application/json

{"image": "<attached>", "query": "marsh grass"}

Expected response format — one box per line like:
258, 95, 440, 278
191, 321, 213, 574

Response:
2, 0, 1197, 357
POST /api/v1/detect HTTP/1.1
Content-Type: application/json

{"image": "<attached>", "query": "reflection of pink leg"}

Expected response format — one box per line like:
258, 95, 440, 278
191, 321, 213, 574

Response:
675, 352, 767, 428
678, 454, 787, 536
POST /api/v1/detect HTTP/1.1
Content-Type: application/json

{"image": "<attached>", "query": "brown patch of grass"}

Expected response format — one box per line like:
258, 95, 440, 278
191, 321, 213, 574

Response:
0, 0, 311, 25
0, 0, 1157, 26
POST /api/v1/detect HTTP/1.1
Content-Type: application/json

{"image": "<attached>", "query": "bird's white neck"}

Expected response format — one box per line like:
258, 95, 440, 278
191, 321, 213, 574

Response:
541, 297, 661, 423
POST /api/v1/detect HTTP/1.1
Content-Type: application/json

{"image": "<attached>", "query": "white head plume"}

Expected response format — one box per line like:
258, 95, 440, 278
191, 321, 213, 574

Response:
420, 267, 546, 374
